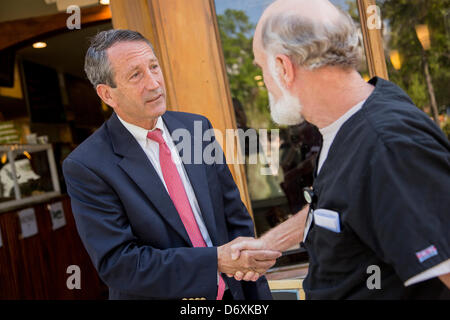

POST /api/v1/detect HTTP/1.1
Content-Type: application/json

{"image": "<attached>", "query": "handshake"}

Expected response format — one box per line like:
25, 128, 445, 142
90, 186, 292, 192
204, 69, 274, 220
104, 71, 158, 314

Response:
217, 236, 281, 282
216, 205, 309, 282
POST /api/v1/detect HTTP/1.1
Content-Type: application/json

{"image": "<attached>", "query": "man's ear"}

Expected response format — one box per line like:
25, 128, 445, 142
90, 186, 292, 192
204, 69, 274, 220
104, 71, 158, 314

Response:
275, 54, 295, 88
96, 84, 116, 109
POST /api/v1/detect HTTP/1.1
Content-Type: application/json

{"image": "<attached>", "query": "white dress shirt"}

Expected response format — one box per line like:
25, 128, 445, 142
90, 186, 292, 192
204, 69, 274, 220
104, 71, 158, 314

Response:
118, 115, 227, 288
317, 100, 450, 286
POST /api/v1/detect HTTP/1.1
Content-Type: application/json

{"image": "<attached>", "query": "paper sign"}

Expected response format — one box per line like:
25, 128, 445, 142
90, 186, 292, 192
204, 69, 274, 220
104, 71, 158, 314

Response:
18, 208, 38, 239
48, 202, 66, 230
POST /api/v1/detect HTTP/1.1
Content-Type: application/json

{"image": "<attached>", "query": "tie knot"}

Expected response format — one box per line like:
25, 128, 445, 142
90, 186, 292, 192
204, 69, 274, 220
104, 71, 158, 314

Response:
147, 129, 165, 145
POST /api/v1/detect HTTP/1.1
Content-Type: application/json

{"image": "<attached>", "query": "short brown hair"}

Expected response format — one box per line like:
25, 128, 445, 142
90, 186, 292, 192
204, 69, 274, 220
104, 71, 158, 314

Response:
84, 29, 155, 88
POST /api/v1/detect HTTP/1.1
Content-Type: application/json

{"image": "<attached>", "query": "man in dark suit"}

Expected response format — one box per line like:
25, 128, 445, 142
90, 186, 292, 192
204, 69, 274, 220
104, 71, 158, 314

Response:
62, 29, 280, 300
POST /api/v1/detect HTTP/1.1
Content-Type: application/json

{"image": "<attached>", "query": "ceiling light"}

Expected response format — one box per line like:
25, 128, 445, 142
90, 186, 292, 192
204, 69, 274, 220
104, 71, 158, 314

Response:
33, 42, 47, 49
99, 0, 110, 5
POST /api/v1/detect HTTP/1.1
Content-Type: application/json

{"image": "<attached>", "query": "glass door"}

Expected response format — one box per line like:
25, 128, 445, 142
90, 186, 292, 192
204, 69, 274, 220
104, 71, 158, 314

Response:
214, 0, 372, 268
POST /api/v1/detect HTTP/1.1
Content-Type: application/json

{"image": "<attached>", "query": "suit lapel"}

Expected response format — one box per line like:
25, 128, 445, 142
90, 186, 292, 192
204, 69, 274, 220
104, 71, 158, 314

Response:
106, 113, 192, 246
162, 112, 219, 246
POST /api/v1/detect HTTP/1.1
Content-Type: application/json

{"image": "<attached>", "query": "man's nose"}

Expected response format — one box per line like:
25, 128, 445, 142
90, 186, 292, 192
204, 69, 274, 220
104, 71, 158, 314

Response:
143, 70, 160, 91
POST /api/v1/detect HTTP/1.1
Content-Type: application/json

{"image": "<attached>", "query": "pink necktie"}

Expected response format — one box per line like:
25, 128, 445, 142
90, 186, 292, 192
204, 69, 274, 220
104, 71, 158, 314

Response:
147, 129, 225, 300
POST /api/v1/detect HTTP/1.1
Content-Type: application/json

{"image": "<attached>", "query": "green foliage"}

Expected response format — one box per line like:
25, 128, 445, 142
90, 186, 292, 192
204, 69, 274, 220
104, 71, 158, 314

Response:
217, 9, 275, 129
345, 0, 360, 21
381, 0, 450, 116
442, 117, 450, 139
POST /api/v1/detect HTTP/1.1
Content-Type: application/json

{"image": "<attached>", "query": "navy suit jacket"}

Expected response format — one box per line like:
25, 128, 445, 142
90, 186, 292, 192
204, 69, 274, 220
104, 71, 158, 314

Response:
62, 111, 273, 300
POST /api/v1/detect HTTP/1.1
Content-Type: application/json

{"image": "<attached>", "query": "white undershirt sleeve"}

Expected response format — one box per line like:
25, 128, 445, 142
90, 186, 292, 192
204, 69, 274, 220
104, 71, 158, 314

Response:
404, 259, 450, 287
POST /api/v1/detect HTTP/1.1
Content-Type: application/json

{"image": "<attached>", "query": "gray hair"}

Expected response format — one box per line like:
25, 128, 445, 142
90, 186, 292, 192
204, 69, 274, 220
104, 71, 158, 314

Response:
84, 29, 155, 88
261, 9, 360, 69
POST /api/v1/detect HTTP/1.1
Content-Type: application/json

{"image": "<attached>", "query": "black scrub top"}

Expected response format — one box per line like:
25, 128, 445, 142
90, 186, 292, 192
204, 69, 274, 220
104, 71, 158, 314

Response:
303, 77, 450, 299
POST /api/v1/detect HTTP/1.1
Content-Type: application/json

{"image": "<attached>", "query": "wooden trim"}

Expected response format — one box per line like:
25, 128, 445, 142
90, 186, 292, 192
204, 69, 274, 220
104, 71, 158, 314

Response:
268, 279, 305, 300
268, 279, 303, 290
208, 0, 253, 221
0, 5, 112, 51
357, 0, 389, 79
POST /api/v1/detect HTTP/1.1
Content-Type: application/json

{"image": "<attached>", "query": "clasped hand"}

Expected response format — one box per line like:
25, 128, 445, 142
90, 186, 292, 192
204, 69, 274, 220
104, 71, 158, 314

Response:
217, 237, 280, 282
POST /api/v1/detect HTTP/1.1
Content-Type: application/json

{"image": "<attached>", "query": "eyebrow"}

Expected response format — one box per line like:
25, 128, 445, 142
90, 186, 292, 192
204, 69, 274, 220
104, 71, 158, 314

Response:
126, 59, 159, 76
126, 65, 139, 74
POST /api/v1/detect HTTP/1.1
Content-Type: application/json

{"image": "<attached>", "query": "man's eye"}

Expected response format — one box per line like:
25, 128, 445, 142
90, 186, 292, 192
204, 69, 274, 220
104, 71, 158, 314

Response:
151, 64, 159, 70
131, 72, 139, 79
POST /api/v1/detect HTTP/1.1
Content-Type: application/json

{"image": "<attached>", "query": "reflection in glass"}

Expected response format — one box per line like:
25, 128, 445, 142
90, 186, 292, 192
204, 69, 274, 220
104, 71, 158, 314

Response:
332, 0, 370, 77
379, 0, 449, 137
215, 0, 370, 267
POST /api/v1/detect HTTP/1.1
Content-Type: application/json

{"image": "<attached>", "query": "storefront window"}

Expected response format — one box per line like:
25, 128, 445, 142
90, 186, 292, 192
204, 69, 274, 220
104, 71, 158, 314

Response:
0, 20, 113, 203
214, 0, 369, 267
379, 0, 449, 138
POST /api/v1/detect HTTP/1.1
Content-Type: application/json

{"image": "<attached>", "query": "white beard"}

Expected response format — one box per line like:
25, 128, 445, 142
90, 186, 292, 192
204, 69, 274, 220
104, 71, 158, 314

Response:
269, 91, 304, 126
267, 56, 304, 126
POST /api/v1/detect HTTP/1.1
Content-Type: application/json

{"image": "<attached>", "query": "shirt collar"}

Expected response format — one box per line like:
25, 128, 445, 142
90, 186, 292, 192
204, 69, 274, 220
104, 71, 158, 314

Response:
117, 114, 165, 145
319, 99, 366, 140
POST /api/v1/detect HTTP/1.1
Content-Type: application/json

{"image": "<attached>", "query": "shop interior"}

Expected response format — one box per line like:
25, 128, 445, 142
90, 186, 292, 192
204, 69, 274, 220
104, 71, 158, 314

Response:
0, 21, 113, 206
0, 0, 113, 299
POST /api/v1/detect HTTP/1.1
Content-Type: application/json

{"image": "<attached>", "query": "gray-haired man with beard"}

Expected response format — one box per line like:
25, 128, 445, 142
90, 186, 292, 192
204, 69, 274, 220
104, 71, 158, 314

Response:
230, 0, 450, 299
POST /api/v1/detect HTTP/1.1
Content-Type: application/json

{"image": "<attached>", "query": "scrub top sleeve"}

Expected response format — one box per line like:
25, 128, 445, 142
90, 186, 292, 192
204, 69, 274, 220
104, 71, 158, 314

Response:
364, 137, 450, 283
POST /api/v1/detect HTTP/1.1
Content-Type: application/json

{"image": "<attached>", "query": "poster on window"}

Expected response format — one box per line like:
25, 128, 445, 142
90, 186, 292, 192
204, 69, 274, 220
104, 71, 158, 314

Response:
18, 208, 38, 239
48, 201, 66, 230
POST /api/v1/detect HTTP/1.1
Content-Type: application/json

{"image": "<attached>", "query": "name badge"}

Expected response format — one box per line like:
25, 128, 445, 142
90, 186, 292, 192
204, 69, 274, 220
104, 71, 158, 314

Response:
313, 209, 341, 233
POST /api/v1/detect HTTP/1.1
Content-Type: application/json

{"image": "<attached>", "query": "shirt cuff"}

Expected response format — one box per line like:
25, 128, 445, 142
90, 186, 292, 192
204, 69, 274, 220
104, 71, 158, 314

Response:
404, 259, 450, 287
